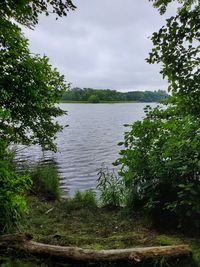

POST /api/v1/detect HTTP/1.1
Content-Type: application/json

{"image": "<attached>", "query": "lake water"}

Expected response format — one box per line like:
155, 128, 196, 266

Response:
15, 103, 156, 196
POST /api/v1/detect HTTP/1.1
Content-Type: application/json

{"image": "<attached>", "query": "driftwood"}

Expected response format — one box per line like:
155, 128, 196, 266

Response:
0, 234, 191, 264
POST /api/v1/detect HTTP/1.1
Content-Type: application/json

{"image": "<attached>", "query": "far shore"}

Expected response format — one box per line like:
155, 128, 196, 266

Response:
59, 100, 158, 104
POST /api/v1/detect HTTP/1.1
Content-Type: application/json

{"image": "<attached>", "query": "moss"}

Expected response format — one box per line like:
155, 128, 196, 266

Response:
0, 255, 45, 267
154, 235, 200, 267
193, 247, 200, 266
187, 241, 200, 267
155, 235, 183, 246
19, 195, 157, 249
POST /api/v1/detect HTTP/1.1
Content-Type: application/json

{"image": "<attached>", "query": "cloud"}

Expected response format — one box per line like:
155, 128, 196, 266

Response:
22, 0, 177, 91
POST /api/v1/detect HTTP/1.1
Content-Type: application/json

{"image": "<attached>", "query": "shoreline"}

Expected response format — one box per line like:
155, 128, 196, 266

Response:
59, 100, 159, 104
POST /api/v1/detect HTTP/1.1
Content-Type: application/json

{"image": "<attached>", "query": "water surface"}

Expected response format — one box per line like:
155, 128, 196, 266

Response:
16, 103, 156, 196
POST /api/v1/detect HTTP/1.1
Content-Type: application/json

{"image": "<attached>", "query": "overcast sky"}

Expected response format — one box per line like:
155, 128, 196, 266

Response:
22, 0, 177, 92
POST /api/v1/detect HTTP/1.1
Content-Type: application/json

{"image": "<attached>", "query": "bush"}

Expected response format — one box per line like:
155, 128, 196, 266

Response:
97, 165, 126, 207
116, 106, 200, 233
30, 162, 60, 201
0, 141, 31, 233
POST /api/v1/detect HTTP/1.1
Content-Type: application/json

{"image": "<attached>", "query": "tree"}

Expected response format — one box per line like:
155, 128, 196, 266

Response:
0, 0, 76, 28
1, 1, 76, 150
88, 94, 100, 103
0, 0, 75, 232
62, 88, 168, 102
149, 0, 198, 14
115, 0, 200, 232
148, 0, 200, 115
0, 20, 68, 151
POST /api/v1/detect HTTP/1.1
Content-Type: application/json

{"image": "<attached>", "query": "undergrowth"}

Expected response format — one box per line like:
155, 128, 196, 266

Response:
29, 162, 60, 201
0, 190, 199, 267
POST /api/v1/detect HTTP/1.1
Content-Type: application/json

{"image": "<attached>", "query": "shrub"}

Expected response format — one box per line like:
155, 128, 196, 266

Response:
97, 165, 126, 207
30, 162, 60, 201
0, 141, 31, 233
116, 106, 200, 233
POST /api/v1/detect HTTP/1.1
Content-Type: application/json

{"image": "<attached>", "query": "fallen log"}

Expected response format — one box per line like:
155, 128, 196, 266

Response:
0, 234, 191, 264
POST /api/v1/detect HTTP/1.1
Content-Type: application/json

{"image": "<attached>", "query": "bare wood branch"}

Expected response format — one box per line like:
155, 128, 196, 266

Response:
0, 234, 191, 264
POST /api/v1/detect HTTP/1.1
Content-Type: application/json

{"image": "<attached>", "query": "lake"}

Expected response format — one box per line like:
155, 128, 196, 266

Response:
15, 103, 157, 196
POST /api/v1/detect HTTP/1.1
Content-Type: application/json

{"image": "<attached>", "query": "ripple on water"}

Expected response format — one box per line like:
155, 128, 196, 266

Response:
15, 103, 156, 196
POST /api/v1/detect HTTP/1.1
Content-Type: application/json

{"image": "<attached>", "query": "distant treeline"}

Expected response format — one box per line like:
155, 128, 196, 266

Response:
62, 88, 168, 103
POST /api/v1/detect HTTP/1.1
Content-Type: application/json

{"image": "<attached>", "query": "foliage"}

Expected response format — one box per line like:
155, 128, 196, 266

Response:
0, 0, 76, 28
0, 19, 68, 151
30, 162, 60, 201
193, 247, 200, 267
62, 87, 168, 103
0, 18, 67, 231
97, 165, 127, 207
88, 94, 100, 103
147, 1, 200, 116
0, 0, 74, 233
114, 0, 200, 232
116, 106, 200, 232
1, 0, 75, 150
0, 141, 32, 233
0, 259, 37, 267
149, 0, 197, 15
0, 0, 75, 151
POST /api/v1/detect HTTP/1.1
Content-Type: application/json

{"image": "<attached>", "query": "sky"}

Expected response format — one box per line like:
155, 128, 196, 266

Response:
22, 0, 177, 92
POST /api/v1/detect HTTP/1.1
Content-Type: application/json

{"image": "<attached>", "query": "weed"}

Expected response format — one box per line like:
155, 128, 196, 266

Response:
30, 161, 60, 201
97, 165, 126, 207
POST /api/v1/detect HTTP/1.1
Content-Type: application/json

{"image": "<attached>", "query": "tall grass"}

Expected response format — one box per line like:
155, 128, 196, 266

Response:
30, 162, 60, 201
62, 189, 98, 210
97, 165, 126, 208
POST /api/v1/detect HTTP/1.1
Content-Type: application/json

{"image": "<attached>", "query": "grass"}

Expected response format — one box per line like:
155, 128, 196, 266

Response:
21, 194, 155, 249
1, 190, 200, 266
29, 162, 60, 201
66, 190, 98, 209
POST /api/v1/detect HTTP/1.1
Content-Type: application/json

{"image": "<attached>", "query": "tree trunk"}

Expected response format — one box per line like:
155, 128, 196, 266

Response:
0, 234, 191, 264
